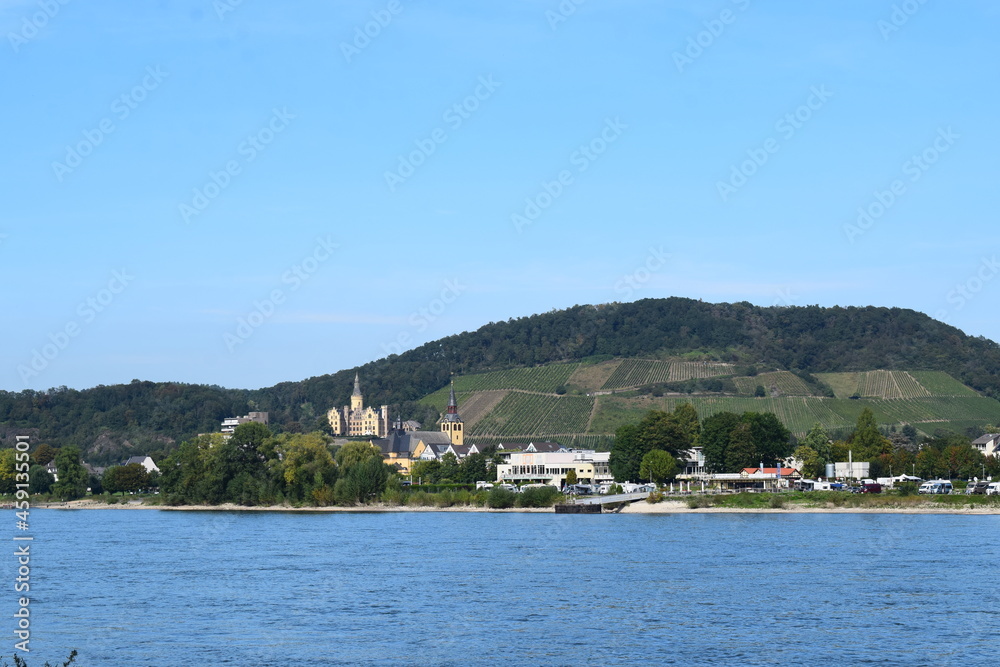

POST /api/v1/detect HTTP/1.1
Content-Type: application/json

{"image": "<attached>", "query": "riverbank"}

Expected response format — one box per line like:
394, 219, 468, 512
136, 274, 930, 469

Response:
33, 498, 1000, 514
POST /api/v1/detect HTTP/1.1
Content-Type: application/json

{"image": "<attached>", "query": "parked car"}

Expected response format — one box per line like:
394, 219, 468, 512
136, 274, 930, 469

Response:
967, 481, 990, 495
918, 480, 953, 495
861, 483, 882, 494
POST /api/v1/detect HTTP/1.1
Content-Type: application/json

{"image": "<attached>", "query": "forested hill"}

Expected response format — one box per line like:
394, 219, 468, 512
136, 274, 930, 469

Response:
2, 298, 999, 463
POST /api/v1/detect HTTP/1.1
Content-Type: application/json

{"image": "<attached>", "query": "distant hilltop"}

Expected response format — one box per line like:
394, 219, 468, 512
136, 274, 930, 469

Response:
3, 297, 1000, 462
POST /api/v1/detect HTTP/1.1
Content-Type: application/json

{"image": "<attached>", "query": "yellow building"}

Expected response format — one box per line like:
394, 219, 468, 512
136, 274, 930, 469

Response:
327, 373, 389, 437
439, 382, 464, 446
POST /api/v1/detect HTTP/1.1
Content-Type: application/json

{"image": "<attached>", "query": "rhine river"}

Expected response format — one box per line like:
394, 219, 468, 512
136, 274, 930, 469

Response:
4, 509, 998, 665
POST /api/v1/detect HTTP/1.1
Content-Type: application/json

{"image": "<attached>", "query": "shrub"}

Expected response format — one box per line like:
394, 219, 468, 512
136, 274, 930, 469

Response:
486, 486, 516, 509
646, 490, 664, 504
686, 496, 711, 509
768, 495, 786, 509
895, 482, 918, 496
516, 486, 560, 508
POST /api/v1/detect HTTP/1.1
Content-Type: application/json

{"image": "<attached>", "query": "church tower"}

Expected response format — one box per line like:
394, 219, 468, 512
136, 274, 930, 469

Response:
350, 372, 364, 412
440, 382, 464, 446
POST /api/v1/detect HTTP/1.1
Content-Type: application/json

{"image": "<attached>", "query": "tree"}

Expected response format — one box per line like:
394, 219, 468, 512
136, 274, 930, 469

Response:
701, 412, 741, 473
639, 450, 678, 485
793, 445, 824, 479
565, 469, 578, 486
610, 424, 644, 482
0, 449, 17, 495
277, 433, 337, 503
103, 463, 150, 494
671, 403, 701, 447
28, 464, 54, 494
724, 422, 759, 472
32, 443, 58, 466
850, 407, 891, 459
754, 385, 766, 397
51, 446, 89, 500
801, 423, 832, 462
335, 441, 382, 469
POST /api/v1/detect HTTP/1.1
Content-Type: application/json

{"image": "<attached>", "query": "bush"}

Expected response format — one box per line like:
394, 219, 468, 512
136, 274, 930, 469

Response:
516, 486, 560, 508
646, 490, 664, 504
486, 486, 516, 509
768, 494, 786, 509
895, 482, 918, 496
686, 496, 711, 509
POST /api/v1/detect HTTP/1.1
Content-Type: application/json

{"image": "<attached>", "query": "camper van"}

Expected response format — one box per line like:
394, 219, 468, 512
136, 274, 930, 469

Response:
986, 482, 1000, 496
918, 480, 953, 495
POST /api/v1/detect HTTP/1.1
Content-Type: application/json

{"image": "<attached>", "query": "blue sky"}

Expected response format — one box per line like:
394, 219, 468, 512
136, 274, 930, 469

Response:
2, 0, 998, 391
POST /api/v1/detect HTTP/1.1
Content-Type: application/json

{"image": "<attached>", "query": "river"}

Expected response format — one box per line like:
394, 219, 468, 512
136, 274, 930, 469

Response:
4, 509, 998, 665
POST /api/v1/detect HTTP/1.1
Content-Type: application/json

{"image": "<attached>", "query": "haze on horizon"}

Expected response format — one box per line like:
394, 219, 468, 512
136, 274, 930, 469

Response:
2, 0, 998, 392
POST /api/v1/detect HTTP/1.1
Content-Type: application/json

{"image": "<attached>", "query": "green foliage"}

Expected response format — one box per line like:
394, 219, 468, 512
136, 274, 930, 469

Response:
702, 411, 792, 473
610, 405, 698, 482
754, 385, 766, 397
28, 464, 54, 494
639, 450, 678, 484
7, 298, 1000, 465
51, 446, 88, 500
516, 486, 560, 507
565, 468, 578, 485
486, 486, 516, 508
102, 463, 150, 495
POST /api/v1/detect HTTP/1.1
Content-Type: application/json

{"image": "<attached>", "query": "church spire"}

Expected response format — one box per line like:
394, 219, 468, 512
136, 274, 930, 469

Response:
445, 381, 459, 420
352, 372, 362, 397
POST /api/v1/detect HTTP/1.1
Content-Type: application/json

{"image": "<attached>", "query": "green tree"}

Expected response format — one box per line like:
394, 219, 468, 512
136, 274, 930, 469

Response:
565, 469, 578, 486
754, 385, 766, 397
277, 433, 338, 503
28, 464, 54, 494
51, 446, 89, 500
801, 423, 832, 462
850, 407, 891, 459
701, 411, 741, 473
610, 423, 644, 482
335, 441, 382, 469
639, 449, 678, 484
671, 403, 701, 447
0, 449, 17, 495
793, 445, 824, 478
724, 422, 759, 472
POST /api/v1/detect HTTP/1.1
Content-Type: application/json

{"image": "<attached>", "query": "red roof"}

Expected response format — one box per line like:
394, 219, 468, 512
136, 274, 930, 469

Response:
742, 467, 798, 476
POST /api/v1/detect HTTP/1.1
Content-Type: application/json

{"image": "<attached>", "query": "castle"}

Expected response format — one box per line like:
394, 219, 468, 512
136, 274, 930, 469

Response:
327, 374, 390, 437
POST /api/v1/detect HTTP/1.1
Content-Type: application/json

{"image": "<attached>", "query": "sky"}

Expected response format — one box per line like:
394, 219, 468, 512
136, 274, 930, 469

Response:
2, 0, 998, 392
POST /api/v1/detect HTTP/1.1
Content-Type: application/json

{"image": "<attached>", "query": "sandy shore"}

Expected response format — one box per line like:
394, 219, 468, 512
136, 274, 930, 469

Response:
33, 499, 1000, 515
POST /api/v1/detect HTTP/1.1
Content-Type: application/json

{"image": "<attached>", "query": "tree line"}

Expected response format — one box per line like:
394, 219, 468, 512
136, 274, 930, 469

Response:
609, 403, 999, 482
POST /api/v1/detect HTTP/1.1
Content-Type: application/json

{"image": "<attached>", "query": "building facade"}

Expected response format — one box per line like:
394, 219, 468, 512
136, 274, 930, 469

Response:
328, 374, 390, 437
495, 449, 610, 488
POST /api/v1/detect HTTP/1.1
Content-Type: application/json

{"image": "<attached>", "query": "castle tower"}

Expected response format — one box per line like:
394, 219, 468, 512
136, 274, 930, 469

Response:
440, 381, 464, 446
350, 372, 363, 411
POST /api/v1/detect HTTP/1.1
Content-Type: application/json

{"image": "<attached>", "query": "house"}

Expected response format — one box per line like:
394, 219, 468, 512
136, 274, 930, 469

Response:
972, 433, 1000, 457
678, 447, 708, 480
46, 461, 58, 482
496, 449, 612, 488
123, 455, 160, 475
221, 411, 269, 435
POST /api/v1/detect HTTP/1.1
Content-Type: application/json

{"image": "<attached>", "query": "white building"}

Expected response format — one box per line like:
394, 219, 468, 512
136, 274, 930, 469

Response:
221, 411, 269, 435
834, 461, 870, 479
123, 455, 160, 475
496, 450, 612, 488
972, 433, 1000, 457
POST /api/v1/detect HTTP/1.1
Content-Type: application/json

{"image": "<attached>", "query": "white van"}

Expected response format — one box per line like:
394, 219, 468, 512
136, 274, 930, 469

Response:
918, 480, 953, 495
986, 482, 1000, 496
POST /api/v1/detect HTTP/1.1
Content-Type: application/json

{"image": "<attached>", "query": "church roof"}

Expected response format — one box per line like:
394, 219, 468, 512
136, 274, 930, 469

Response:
352, 372, 362, 397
